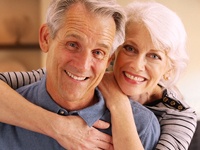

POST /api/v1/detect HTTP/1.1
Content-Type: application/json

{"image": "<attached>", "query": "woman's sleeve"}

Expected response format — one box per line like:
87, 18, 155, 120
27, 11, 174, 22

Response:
0, 68, 46, 89
149, 99, 197, 150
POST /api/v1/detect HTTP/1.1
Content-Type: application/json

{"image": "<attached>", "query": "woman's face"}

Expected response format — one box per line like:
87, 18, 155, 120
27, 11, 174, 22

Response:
113, 22, 169, 97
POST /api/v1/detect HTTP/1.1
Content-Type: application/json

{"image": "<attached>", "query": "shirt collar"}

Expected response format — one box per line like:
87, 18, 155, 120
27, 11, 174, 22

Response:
77, 88, 106, 127
37, 75, 63, 113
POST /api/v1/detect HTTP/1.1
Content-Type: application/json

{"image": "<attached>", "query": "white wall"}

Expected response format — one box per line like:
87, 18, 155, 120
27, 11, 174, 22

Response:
117, 0, 200, 119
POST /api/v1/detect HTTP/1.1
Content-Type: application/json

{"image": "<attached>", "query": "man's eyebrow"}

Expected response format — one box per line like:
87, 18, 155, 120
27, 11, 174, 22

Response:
65, 33, 111, 50
98, 43, 111, 50
65, 33, 83, 40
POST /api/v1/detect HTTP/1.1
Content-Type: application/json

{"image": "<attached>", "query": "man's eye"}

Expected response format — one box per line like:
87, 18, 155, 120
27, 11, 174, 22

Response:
66, 42, 79, 51
69, 42, 77, 47
92, 50, 106, 60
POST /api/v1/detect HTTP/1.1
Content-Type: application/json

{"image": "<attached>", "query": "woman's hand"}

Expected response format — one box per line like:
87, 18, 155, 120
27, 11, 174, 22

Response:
98, 72, 129, 110
50, 115, 114, 150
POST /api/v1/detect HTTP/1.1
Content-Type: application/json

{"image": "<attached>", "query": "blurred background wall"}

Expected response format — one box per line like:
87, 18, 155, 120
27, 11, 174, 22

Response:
0, 0, 41, 71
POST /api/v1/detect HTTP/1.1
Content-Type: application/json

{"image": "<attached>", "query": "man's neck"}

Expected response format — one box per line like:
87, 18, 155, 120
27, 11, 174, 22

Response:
52, 92, 98, 111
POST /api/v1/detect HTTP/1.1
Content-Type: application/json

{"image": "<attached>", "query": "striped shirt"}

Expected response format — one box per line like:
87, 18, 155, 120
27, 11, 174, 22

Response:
0, 68, 197, 150
147, 89, 197, 150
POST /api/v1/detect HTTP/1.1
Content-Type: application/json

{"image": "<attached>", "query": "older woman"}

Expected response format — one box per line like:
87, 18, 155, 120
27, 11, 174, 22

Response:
100, 1, 197, 149
0, 1, 197, 150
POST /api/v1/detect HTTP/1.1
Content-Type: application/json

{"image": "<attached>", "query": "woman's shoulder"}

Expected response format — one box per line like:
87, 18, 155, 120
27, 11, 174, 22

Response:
161, 88, 189, 111
147, 88, 197, 123
148, 88, 195, 112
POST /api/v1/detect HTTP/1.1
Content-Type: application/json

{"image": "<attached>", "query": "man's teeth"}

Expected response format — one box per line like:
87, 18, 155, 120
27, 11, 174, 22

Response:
67, 72, 86, 81
124, 72, 144, 82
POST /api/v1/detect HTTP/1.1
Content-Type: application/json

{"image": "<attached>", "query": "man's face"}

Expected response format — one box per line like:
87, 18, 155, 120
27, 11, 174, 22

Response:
44, 3, 116, 110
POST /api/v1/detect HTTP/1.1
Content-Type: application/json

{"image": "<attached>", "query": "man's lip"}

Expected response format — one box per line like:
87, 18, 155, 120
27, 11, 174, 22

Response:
65, 71, 88, 81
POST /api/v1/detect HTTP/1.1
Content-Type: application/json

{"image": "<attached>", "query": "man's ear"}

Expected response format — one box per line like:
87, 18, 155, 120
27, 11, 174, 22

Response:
39, 24, 50, 53
106, 53, 115, 70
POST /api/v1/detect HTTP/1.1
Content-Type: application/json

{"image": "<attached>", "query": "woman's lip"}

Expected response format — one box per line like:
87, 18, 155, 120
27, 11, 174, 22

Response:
123, 71, 146, 82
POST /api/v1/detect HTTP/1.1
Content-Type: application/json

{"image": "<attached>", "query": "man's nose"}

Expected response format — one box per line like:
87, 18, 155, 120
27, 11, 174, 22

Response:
74, 51, 92, 71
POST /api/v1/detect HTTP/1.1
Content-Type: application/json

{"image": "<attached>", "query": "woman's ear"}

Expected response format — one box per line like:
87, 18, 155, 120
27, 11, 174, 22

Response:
163, 68, 173, 81
39, 24, 50, 53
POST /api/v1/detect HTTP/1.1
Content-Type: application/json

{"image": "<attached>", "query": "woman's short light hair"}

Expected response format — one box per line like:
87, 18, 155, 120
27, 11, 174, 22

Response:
45, 0, 126, 55
125, 1, 189, 88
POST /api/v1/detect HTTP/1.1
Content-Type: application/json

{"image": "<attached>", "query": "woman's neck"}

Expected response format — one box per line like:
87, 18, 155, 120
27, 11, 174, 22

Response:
130, 85, 163, 105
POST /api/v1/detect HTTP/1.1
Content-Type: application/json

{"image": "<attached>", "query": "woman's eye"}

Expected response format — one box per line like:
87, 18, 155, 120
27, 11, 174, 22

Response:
123, 45, 137, 55
92, 50, 105, 60
148, 53, 161, 60
124, 45, 134, 52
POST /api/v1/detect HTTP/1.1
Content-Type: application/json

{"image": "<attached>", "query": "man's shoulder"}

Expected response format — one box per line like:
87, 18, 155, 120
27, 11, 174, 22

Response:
16, 77, 44, 100
129, 99, 160, 149
16, 80, 40, 93
129, 99, 159, 127
129, 100, 155, 117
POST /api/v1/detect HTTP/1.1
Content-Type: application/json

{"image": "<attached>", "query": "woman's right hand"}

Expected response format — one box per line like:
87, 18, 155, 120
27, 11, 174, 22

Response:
51, 115, 114, 150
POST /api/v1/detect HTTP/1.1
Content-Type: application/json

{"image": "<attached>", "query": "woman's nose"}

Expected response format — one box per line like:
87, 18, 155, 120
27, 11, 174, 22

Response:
131, 56, 146, 72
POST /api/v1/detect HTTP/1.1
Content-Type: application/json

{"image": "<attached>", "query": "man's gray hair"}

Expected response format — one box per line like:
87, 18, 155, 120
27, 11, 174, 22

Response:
46, 0, 126, 55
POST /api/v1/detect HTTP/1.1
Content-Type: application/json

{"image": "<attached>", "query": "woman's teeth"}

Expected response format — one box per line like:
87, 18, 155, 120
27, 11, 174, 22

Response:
124, 72, 144, 82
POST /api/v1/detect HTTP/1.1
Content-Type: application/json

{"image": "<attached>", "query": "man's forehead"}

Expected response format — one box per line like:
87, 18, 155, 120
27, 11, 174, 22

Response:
61, 20, 115, 49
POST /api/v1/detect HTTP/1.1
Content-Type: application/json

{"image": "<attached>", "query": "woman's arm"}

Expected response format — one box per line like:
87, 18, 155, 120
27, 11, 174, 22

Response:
2, 69, 196, 149
0, 68, 45, 89
0, 75, 113, 149
98, 72, 144, 150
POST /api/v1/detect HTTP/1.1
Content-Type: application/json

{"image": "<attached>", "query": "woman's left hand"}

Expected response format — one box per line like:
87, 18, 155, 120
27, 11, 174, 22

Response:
98, 72, 129, 110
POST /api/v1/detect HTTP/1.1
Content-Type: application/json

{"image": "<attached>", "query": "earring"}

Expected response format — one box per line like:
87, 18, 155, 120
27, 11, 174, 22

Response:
163, 74, 170, 81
